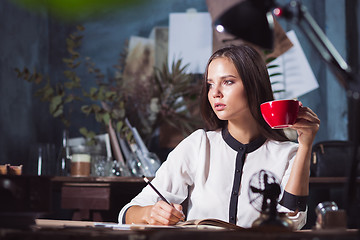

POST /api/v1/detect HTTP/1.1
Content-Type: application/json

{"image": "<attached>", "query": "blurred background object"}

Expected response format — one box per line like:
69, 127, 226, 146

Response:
9, 0, 146, 22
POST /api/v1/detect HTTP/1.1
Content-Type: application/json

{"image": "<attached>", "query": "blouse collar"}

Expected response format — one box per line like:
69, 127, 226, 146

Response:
221, 126, 266, 153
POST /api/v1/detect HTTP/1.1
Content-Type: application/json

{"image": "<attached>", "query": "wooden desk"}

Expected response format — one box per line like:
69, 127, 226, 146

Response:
1, 220, 359, 240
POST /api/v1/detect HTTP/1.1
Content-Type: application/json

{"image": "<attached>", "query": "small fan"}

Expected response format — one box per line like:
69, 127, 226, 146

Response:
248, 169, 293, 229
248, 169, 281, 214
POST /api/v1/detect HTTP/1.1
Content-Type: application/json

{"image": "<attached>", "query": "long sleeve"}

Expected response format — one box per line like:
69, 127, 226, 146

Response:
118, 129, 307, 229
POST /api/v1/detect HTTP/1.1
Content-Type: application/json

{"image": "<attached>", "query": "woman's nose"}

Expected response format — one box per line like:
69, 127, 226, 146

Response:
211, 86, 222, 98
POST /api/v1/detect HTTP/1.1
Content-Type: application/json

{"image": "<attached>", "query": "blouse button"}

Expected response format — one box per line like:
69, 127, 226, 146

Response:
233, 191, 237, 195
236, 169, 240, 173
239, 147, 244, 150
230, 216, 234, 220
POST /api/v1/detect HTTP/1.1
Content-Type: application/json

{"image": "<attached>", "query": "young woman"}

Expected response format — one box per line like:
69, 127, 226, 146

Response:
118, 45, 320, 229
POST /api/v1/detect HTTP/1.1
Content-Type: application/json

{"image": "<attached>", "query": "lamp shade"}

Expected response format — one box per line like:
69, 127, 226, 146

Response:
214, 0, 275, 50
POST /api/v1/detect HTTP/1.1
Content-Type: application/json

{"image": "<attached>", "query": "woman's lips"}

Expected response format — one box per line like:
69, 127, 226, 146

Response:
214, 103, 226, 111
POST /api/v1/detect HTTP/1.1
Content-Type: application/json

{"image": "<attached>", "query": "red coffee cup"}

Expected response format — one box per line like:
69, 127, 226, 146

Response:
260, 99, 300, 129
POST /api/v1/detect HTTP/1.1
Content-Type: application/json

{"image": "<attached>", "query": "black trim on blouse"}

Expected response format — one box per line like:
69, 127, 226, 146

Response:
279, 191, 307, 212
122, 207, 130, 224
222, 127, 266, 224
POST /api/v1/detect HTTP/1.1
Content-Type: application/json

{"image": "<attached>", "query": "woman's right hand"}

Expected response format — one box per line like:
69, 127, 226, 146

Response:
144, 201, 185, 225
126, 201, 185, 225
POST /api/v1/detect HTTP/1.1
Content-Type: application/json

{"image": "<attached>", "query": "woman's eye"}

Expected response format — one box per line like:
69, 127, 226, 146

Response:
207, 82, 214, 88
224, 80, 234, 85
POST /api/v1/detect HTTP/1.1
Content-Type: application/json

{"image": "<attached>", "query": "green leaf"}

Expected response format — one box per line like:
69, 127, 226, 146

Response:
81, 105, 91, 115
102, 112, 110, 125
74, 76, 81, 84
105, 91, 116, 99
34, 73, 43, 84
49, 95, 63, 116
64, 81, 76, 89
72, 61, 81, 68
62, 58, 73, 64
267, 64, 280, 69
50, 104, 63, 118
91, 104, 101, 112
273, 89, 286, 93
62, 118, 70, 128
113, 108, 125, 119
35, 83, 54, 101
86, 130, 96, 139
95, 112, 102, 122
66, 38, 75, 49
79, 127, 88, 136
97, 87, 105, 101
269, 73, 282, 77
63, 70, 75, 78
68, 49, 80, 59
64, 95, 75, 103
116, 121, 124, 132
90, 87, 97, 96
17, 68, 31, 81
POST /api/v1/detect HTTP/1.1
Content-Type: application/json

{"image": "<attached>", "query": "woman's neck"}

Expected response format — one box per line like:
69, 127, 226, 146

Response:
227, 119, 261, 144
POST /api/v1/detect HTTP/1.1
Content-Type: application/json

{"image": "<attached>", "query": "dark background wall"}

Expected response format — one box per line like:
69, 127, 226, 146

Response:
1, 0, 359, 173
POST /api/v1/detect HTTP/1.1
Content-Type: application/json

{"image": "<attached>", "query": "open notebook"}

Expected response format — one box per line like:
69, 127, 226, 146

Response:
176, 218, 244, 230
35, 218, 244, 231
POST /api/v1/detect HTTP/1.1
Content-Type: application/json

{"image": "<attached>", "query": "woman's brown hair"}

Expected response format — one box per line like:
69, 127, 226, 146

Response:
200, 45, 289, 141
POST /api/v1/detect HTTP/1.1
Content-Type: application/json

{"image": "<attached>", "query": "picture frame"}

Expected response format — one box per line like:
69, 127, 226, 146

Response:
68, 133, 112, 158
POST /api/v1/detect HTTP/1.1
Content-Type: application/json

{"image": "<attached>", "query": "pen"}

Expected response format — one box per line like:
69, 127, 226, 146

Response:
142, 175, 185, 222
142, 175, 172, 206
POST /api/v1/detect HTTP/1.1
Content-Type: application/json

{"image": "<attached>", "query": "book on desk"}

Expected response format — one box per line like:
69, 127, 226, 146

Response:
35, 218, 244, 231
35, 218, 294, 232
35, 218, 245, 230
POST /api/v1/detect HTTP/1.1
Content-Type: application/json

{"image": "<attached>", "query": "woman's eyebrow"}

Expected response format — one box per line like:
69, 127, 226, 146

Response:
207, 74, 237, 82
221, 74, 237, 79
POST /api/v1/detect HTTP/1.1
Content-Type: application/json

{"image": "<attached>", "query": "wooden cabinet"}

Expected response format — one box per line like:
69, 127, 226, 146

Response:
52, 176, 147, 222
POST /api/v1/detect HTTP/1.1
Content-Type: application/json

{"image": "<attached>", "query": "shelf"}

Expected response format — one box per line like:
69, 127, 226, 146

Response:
51, 176, 147, 183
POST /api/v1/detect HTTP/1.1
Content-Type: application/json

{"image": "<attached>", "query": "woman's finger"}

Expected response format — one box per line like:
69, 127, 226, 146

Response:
297, 107, 320, 124
150, 201, 184, 225
293, 119, 320, 128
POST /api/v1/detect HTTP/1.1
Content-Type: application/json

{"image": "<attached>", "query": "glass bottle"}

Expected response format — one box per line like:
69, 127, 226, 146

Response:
57, 129, 70, 176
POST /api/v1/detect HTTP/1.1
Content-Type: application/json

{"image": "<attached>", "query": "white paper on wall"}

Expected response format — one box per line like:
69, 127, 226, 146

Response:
268, 30, 319, 99
168, 10, 212, 74
68, 133, 112, 158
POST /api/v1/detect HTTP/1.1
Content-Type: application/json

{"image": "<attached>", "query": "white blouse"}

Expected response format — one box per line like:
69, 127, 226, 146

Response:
118, 128, 307, 229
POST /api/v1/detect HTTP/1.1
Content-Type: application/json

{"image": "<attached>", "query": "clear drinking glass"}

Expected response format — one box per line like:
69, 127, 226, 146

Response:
91, 155, 113, 177
28, 143, 56, 176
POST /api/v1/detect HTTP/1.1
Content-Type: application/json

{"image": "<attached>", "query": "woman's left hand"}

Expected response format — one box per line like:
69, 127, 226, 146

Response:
290, 104, 320, 147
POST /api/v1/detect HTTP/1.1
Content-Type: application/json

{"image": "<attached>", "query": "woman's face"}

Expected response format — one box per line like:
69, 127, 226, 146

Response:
207, 57, 252, 122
